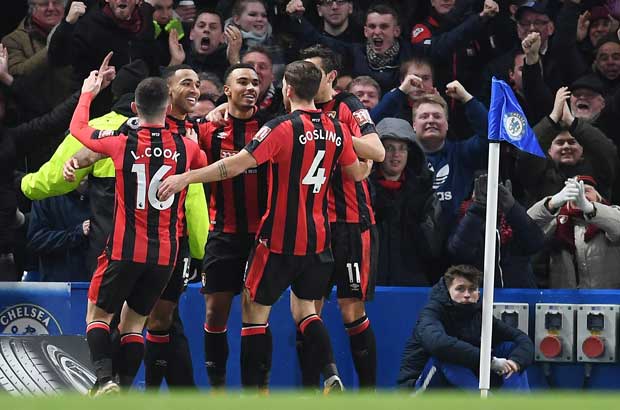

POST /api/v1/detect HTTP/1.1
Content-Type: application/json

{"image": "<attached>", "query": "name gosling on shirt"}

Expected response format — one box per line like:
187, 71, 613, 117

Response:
298, 129, 342, 146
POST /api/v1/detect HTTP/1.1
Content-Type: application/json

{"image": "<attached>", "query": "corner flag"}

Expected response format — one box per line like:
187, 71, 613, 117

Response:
488, 77, 545, 158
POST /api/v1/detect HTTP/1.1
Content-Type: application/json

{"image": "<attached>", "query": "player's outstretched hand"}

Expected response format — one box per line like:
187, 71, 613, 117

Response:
206, 102, 229, 126
63, 158, 79, 182
158, 174, 188, 201
186, 127, 198, 143
99, 51, 116, 90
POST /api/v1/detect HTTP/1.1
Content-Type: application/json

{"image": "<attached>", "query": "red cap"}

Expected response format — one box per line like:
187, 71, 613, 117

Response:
540, 335, 563, 358
582, 336, 605, 358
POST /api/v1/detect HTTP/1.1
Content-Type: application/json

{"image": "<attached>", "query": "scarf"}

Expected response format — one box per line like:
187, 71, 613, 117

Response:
102, 4, 142, 33
459, 200, 513, 245
554, 203, 603, 253
258, 83, 276, 111
225, 17, 273, 48
376, 169, 405, 191
241, 28, 269, 47
30, 14, 55, 35
366, 40, 400, 70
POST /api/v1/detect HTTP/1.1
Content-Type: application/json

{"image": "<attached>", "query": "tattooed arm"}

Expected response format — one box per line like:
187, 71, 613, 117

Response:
158, 149, 257, 200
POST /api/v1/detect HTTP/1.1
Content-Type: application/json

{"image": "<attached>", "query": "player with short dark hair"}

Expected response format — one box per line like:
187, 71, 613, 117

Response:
196, 63, 269, 387
68, 63, 208, 390
158, 60, 373, 393
296, 44, 384, 389
69, 68, 207, 396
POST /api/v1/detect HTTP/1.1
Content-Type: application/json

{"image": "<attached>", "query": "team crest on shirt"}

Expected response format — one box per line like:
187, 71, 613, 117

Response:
253, 126, 271, 142
326, 111, 337, 119
0, 304, 62, 335
558, 215, 568, 224
352, 109, 373, 126
126, 117, 140, 129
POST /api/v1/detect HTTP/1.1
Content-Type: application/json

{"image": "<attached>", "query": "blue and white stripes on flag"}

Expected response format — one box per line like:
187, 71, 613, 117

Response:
488, 77, 545, 158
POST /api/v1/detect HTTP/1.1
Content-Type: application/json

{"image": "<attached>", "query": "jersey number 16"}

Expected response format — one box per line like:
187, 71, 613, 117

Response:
132, 164, 175, 210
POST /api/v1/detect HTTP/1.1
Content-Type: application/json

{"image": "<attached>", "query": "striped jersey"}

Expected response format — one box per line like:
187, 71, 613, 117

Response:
244, 109, 357, 255
197, 115, 268, 234
316, 92, 376, 228
70, 93, 208, 266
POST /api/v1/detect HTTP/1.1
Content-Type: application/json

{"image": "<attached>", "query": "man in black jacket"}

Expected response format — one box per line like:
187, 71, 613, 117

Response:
398, 264, 533, 391
0, 44, 94, 280
369, 117, 442, 286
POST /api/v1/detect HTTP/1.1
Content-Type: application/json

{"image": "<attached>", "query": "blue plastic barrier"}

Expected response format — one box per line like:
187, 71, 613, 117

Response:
3, 283, 620, 390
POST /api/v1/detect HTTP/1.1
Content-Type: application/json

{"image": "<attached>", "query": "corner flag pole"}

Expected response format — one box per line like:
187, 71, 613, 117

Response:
479, 141, 500, 398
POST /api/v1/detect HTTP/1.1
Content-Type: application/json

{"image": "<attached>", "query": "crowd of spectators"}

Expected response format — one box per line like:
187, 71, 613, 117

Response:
1, 0, 620, 292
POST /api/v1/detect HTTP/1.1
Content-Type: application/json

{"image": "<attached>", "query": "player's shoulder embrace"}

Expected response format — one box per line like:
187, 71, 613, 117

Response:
255, 112, 295, 140
336, 91, 364, 110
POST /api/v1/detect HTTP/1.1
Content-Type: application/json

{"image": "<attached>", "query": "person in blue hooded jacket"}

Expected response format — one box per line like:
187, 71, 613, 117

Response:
397, 264, 533, 391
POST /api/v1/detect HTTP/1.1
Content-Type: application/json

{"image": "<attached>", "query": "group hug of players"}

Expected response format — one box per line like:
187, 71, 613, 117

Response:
67, 44, 385, 396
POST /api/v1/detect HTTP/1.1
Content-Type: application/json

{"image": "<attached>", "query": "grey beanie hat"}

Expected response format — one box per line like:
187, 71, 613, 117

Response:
376, 117, 416, 144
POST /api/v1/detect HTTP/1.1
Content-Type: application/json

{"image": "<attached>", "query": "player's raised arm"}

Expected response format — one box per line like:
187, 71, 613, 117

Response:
69, 52, 116, 152
158, 149, 258, 201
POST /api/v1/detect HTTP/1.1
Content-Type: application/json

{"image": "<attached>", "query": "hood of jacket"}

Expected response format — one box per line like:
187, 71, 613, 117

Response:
112, 93, 135, 118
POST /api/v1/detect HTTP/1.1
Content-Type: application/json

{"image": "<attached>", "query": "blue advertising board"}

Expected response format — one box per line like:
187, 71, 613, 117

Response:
0, 283, 70, 336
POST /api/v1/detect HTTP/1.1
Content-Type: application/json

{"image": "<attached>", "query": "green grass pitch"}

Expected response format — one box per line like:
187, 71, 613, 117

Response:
1, 391, 618, 410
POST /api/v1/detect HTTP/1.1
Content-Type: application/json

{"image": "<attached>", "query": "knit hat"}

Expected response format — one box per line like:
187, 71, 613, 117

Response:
589, 6, 610, 22
575, 175, 597, 188
376, 117, 416, 144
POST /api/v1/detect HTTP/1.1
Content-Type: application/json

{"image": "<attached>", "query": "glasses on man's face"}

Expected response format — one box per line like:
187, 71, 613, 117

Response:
517, 19, 550, 30
319, 0, 349, 6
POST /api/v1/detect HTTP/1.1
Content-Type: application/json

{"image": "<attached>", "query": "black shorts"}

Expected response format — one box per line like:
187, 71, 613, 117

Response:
326, 223, 378, 301
244, 241, 334, 306
160, 236, 190, 303
88, 252, 174, 316
201, 231, 255, 295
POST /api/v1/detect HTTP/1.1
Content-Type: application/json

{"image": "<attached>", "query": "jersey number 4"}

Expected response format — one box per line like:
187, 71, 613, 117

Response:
302, 150, 327, 193
132, 164, 175, 210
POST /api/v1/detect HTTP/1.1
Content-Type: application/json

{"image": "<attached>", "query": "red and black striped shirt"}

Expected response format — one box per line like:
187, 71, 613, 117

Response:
316, 92, 377, 228
197, 115, 268, 234
70, 93, 208, 266
244, 109, 357, 255
165, 115, 202, 237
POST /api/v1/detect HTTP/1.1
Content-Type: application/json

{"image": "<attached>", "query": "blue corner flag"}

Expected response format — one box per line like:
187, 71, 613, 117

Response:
488, 77, 545, 158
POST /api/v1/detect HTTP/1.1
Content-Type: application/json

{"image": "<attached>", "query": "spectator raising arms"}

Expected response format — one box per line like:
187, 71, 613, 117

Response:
528, 176, 620, 289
